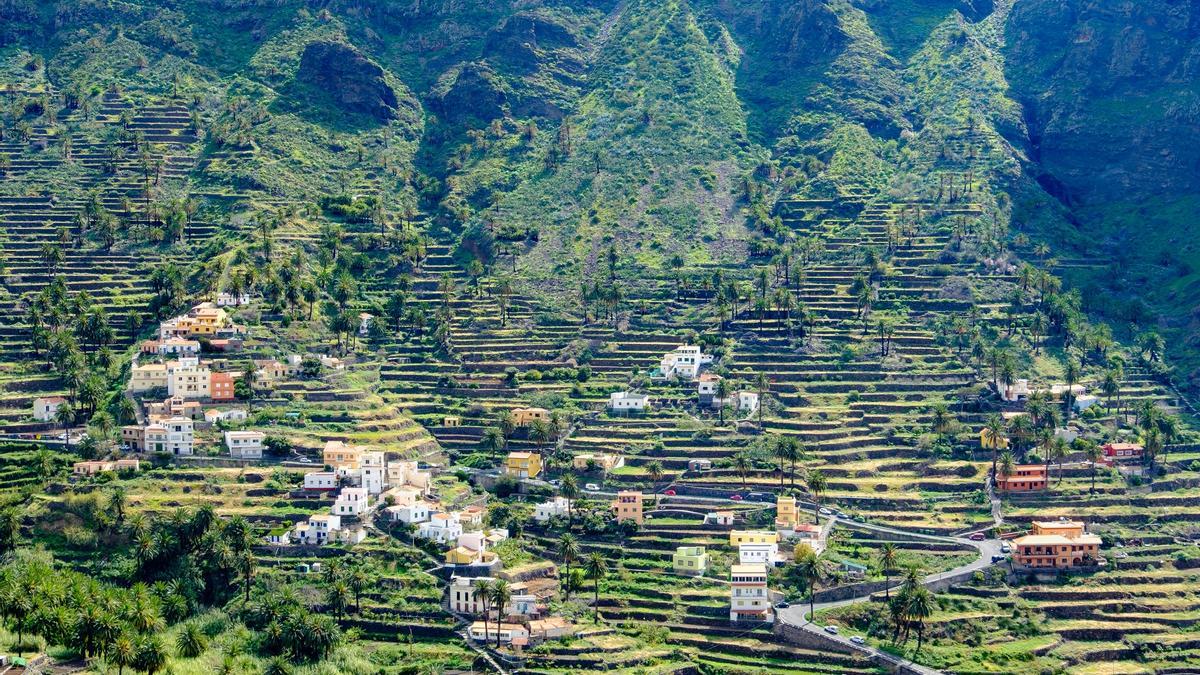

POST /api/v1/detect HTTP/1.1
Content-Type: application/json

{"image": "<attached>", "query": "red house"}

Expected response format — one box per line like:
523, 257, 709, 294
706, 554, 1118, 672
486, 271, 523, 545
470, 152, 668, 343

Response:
1103, 442, 1144, 460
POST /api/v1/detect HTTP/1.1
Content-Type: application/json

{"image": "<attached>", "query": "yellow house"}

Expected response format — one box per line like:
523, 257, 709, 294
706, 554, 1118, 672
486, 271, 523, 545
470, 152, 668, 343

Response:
513, 407, 550, 426
445, 545, 498, 566
189, 305, 229, 336
129, 363, 169, 392
775, 496, 799, 528
323, 440, 364, 469
980, 427, 1009, 450
506, 451, 542, 479
730, 530, 778, 547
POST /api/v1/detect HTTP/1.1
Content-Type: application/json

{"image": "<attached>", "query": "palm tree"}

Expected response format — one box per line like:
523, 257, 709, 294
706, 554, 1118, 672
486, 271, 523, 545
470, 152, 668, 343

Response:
1063, 358, 1080, 420
646, 460, 664, 490
490, 580, 512, 649
472, 578, 494, 643
930, 403, 951, 434
175, 621, 206, 658
583, 552, 608, 624
1083, 442, 1101, 494
54, 402, 75, 452
998, 450, 1015, 484
327, 581, 350, 620
984, 414, 1005, 479
754, 372, 769, 426
134, 634, 168, 675
111, 634, 136, 674
795, 546, 821, 623
733, 452, 750, 486
773, 437, 789, 489
906, 586, 935, 655
878, 542, 898, 600
1051, 437, 1068, 484
560, 474, 579, 527
806, 469, 827, 525
529, 419, 552, 451
1101, 369, 1119, 417
480, 427, 506, 459
714, 377, 733, 423
557, 533, 580, 601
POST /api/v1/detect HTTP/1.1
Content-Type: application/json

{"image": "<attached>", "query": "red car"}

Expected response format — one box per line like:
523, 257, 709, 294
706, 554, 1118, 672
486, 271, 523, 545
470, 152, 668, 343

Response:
969, 532, 986, 541
662, 489, 676, 496
730, 494, 743, 501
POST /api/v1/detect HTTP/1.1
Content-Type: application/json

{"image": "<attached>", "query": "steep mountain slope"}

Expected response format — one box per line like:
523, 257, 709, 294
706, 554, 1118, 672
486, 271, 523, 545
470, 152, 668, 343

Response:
1003, 0, 1200, 386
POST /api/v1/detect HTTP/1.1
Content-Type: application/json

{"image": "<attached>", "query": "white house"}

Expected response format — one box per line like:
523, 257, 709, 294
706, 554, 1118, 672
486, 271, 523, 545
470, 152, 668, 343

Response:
333, 487, 371, 517
738, 542, 781, 566
1074, 394, 1101, 412
468, 622, 529, 645
360, 451, 387, 495
166, 357, 211, 399
303, 471, 339, 491
358, 312, 374, 336
215, 292, 252, 307
994, 378, 1031, 402
715, 391, 759, 413
296, 514, 342, 545
697, 373, 721, 404
225, 430, 265, 459
534, 497, 570, 523
417, 512, 463, 545
205, 408, 248, 424
143, 417, 195, 456
33, 396, 67, 422
449, 576, 496, 614
659, 345, 713, 381
609, 391, 649, 413
705, 511, 736, 526
266, 528, 291, 545
386, 502, 430, 525
730, 564, 772, 623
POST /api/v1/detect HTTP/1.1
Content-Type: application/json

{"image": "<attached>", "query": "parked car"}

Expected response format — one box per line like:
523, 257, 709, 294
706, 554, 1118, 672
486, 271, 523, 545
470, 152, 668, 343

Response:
662, 489, 676, 496
585, 483, 600, 491
991, 555, 1006, 563
819, 507, 832, 516
1000, 543, 1011, 553
850, 636, 866, 645
730, 494, 743, 501
969, 532, 986, 541
824, 625, 839, 634
774, 601, 790, 609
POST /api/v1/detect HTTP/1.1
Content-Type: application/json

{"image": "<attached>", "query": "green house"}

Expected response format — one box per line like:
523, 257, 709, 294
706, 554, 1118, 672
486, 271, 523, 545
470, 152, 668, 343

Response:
673, 545, 709, 576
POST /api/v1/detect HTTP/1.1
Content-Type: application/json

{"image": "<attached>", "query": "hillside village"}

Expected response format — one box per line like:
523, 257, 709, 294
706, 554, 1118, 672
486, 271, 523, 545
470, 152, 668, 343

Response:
0, 1, 1197, 674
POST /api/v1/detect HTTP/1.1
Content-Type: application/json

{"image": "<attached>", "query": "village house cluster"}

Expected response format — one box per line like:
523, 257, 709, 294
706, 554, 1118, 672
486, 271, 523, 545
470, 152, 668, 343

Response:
273, 441, 436, 547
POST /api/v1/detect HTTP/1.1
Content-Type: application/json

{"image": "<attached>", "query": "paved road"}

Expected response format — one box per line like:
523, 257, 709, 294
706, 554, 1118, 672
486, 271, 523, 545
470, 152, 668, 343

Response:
777, 517, 1002, 674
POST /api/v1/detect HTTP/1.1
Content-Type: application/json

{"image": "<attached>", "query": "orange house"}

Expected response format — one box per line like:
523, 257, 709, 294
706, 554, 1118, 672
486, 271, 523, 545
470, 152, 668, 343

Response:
1013, 520, 1102, 569
210, 371, 236, 402
996, 464, 1047, 492
612, 491, 643, 525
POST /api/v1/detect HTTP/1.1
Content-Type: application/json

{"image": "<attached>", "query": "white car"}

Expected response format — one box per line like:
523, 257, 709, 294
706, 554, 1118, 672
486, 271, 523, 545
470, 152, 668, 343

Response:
1000, 543, 1011, 553
585, 483, 600, 491
819, 507, 833, 516
824, 625, 839, 634
850, 636, 866, 645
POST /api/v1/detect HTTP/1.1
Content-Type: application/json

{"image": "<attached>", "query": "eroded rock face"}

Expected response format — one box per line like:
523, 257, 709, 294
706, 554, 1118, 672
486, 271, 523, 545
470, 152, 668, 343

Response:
298, 41, 401, 122
484, 12, 581, 73
1005, 0, 1200, 202
430, 62, 508, 124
